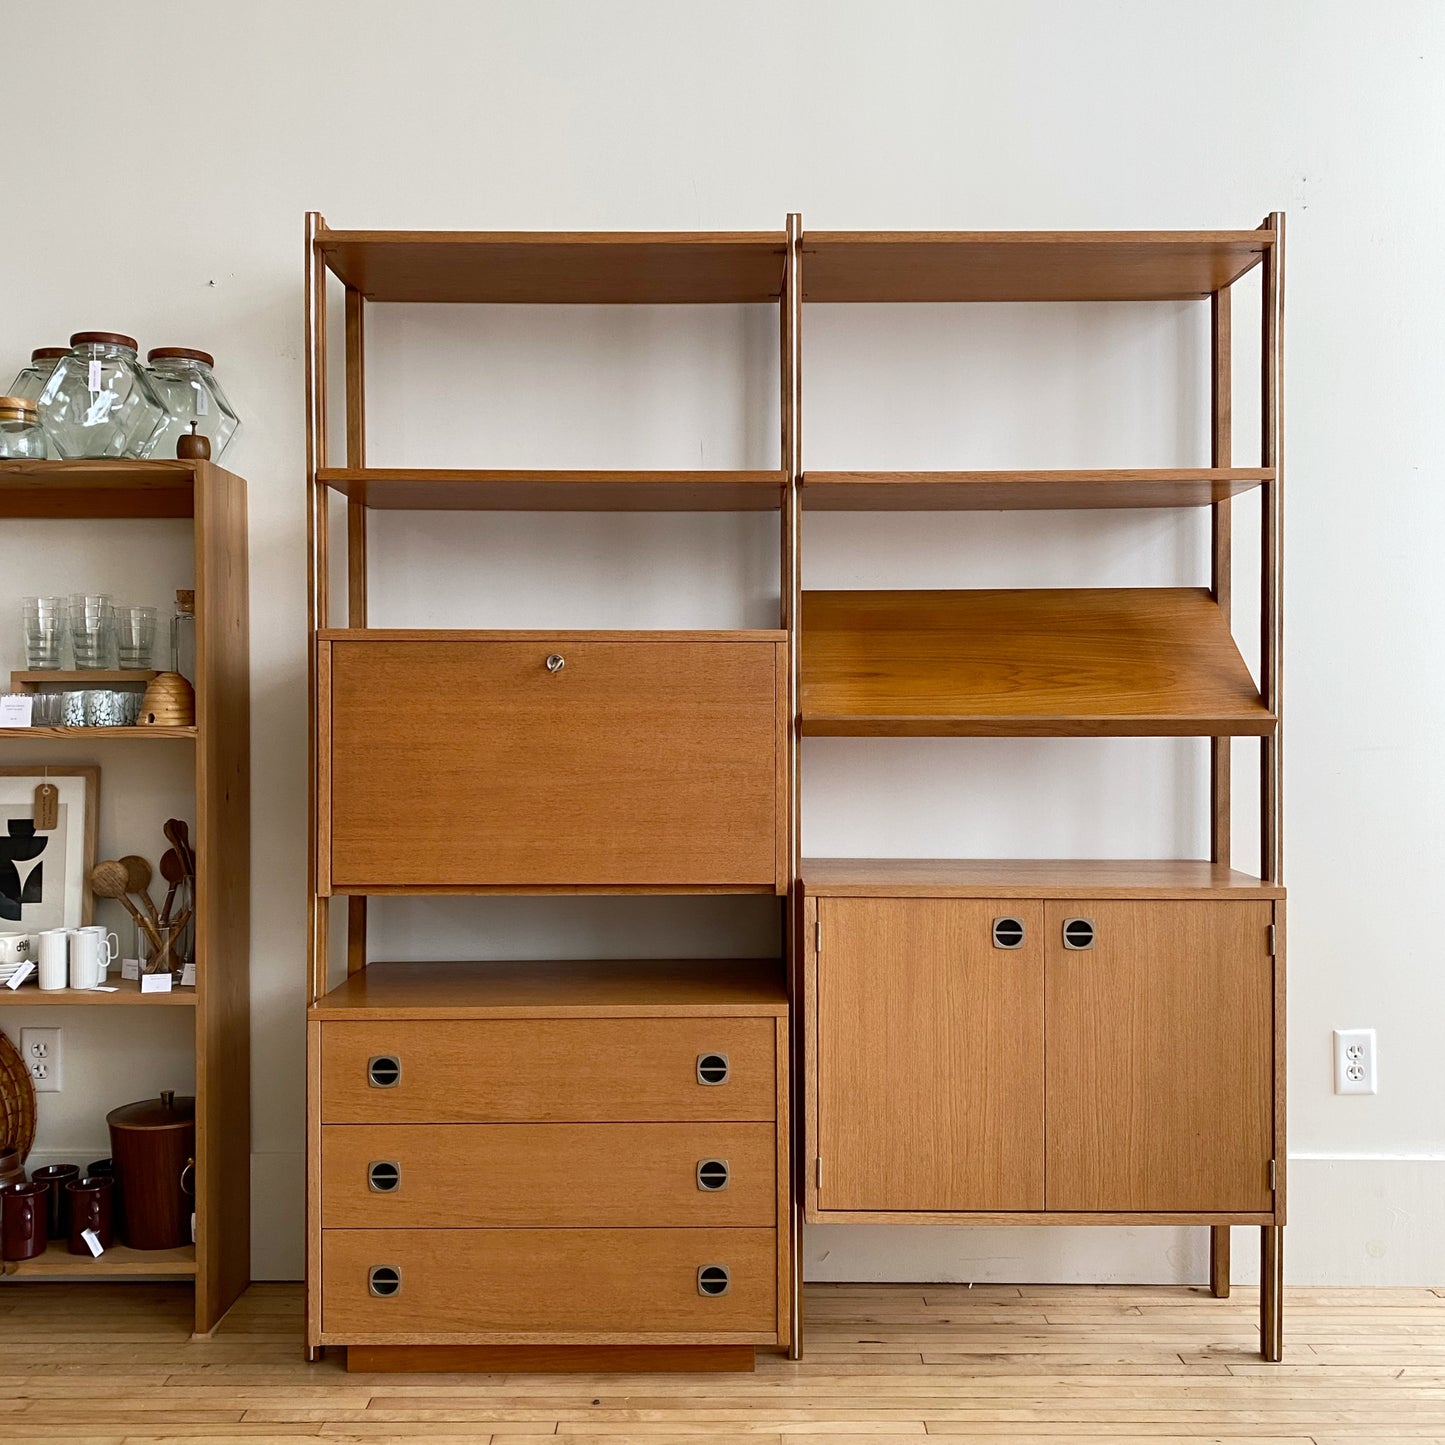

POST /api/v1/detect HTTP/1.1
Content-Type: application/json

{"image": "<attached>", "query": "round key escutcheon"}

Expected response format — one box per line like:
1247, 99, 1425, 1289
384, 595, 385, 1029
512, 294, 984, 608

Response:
1062, 917, 1096, 950
367, 1055, 402, 1088
367, 1160, 401, 1193
696, 1052, 730, 1086
545, 653, 565, 673
697, 1263, 731, 1297
992, 916, 1026, 950
368, 1265, 402, 1298
696, 1158, 730, 1192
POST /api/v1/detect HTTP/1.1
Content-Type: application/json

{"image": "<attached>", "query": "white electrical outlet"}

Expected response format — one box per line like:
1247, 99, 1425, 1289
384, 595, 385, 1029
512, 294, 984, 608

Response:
1333, 1028, 1377, 1095
19, 1027, 62, 1093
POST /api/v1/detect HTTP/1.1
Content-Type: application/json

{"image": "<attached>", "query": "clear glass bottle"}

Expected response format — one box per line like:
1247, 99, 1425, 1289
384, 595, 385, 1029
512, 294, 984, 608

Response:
7, 347, 68, 403
146, 348, 240, 460
39, 332, 167, 459
0, 396, 48, 458
170, 589, 196, 683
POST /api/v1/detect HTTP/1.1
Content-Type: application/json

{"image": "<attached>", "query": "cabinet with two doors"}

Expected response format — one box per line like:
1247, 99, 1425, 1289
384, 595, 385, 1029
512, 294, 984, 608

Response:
802, 865, 1284, 1223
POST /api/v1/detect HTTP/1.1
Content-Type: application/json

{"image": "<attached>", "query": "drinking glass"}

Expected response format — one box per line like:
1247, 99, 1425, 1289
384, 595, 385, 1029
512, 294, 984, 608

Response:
115, 605, 156, 668
22, 597, 66, 669
69, 594, 114, 669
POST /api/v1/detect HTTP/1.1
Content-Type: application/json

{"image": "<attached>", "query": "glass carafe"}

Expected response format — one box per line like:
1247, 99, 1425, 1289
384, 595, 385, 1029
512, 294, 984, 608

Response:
7, 347, 68, 404
39, 333, 167, 459
146, 348, 240, 460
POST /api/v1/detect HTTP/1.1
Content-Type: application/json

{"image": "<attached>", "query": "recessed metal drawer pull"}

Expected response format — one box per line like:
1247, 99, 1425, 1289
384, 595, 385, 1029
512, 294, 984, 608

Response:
1062, 917, 1096, 950
696, 1158, 730, 1191
367, 1055, 402, 1087
367, 1160, 401, 1193
696, 1053, 730, 1085
992, 916, 1026, 949
697, 1263, 731, 1296
368, 1265, 402, 1297
545, 653, 565, 672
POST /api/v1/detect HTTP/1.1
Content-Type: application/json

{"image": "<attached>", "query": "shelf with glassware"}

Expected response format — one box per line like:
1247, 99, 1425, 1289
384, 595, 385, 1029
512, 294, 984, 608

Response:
0, 455, 250, 1330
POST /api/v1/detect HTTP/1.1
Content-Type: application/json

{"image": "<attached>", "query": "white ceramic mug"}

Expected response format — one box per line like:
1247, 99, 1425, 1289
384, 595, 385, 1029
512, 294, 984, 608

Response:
0, 933, 32, 965
77, 925, 118, 980
36, 929, 70, 990
69, 930, 110, 990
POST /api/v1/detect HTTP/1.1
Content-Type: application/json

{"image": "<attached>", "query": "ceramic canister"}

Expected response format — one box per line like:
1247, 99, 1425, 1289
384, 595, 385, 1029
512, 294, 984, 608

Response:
106, 1092, 195, 1250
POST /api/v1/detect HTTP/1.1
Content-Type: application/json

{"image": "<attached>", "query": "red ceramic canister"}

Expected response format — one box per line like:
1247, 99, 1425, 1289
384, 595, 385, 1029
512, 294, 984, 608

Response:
66, 1176, 115, 1254
0, 1180, 48, 1261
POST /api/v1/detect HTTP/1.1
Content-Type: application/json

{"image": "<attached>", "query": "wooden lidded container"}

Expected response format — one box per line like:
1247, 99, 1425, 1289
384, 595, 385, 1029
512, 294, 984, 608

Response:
105, 1091, 195, 1250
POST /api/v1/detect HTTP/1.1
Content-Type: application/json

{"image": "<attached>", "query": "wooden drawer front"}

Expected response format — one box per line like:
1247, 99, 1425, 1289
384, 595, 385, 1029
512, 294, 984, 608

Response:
320, 1019, 777, 1123
321, 1123, 778, 1228
327, 639, 781, 889
322, 1228, 777, 1338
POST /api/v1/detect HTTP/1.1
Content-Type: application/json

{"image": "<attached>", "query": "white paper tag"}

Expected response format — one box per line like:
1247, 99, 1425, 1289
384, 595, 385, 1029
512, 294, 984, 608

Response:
81, 1228, 104, 1257
90, 984, 118, 993
4, 962, 34, 990
121, 958, 139, 981
87, 359, 103, 394
0, 695, 33, 727
140, 972, 173, 994
190, 1212, 197, 1243
181, 962, 196, 987
193, 383, 208, 416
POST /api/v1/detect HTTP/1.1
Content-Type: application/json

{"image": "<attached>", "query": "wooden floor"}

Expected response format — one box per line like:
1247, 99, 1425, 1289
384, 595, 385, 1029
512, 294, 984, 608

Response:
0, 1281, 1442, 1443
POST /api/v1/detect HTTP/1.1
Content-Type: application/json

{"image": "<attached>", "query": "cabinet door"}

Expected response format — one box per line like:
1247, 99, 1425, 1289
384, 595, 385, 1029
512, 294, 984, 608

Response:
1045, 900, 1274, 1212
816, 898, 1044, 1211
326, 638, 781, 889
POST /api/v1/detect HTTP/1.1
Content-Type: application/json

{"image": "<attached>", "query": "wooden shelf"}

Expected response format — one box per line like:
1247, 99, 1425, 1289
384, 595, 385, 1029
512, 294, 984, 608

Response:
802, 469, 1273, 511
319, 468, 785, 512
311, 959, 788, 1020
802, 230, 1270, 303
0, 459, 205, 519
0, 977, 196, 1005
1, 1241, 196, 1278
801, 588, 1274, 737
10, 670, 156, 690
0, 726, 196, 740
318, 228, 787, 304
319, 628, 787, 644
802, 858, 1285, 899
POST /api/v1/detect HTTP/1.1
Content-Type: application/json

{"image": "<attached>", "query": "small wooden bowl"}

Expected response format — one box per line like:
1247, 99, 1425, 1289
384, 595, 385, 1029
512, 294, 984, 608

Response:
139, 672, 195, 727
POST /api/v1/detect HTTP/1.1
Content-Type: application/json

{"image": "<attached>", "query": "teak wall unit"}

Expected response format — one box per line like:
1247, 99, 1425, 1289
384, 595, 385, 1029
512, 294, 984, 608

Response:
304, 216, 799, 1372
0, 458, 251, 1335
305, 215, 1285, 1367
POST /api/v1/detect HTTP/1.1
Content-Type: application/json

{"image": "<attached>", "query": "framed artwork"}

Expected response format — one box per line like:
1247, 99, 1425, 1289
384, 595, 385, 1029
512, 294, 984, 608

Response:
0, 766, 99, 930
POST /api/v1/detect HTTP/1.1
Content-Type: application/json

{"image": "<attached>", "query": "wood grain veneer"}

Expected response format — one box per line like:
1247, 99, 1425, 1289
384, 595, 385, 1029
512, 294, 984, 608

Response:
0, 459, 198, 518
801, 588, 1273, 736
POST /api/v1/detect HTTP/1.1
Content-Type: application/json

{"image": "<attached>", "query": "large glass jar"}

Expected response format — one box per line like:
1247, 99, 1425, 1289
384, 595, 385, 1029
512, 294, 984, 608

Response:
39, 332, 166, 459
0, 396, 48, 458
146, 348, 240, 459
7, 347, 68, 403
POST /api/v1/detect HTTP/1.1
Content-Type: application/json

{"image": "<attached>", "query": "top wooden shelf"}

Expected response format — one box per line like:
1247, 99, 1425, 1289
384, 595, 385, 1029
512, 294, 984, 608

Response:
802, 230, 1271, 303
310, 959, 788, 1019
0, 459, 238, 519
316, 228, 787, 304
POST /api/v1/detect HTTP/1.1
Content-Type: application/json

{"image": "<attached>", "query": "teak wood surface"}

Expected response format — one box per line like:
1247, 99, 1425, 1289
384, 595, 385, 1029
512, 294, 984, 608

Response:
816, 898, 1045, 1211
1044, 900, 1274, 1213
0, 458, 201, 518
323, 637, 785, 891
320, 1121, 778, 1229
801, 588, 1274, 736
319, 1017, 778, 1124
319, 1227, 779, 1342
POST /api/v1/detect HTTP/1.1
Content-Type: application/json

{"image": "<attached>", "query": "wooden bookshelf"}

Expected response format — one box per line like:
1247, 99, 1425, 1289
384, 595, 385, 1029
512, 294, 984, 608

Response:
0, 726, 196, 741
0, 460, 198, 518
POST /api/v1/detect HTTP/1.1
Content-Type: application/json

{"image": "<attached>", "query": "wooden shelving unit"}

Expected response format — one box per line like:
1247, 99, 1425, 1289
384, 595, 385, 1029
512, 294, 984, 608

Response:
0, 458, 251, 1330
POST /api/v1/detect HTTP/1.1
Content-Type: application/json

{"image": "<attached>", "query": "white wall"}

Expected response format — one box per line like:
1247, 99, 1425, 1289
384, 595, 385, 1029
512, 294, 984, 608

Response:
3, 0, 1442, 1287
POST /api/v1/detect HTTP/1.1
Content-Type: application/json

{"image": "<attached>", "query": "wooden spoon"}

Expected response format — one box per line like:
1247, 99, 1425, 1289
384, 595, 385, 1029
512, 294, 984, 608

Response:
119, 855, 160, 928
89, 860, 162, 950
164, 819, 195, 880
158, 849, 185, 925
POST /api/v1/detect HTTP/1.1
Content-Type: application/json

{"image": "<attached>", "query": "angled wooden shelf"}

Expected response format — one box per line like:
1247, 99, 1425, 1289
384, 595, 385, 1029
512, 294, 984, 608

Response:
801, 858, 1285, 899
802, 230, 1270, 303
319, 468, 785, 512
801, 588, 1274, 737
312, 959, 788, 1020
317, 228, 787, 304
802, 468, 1273, 511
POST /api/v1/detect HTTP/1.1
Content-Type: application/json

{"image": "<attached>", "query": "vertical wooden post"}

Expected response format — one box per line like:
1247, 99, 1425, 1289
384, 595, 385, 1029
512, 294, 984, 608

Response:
1210, 287, 1233, 871
782, 212, 804, 1362
344, 286, 369, 978
1209, 1226, 1231, 1299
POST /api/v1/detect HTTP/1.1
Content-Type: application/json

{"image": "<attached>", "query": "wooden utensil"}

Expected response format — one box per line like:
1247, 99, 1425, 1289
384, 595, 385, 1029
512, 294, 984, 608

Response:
89, 861, 162, 950
119, 855, 160, 929
158, 849, 185, 925
164, 819, 195, 881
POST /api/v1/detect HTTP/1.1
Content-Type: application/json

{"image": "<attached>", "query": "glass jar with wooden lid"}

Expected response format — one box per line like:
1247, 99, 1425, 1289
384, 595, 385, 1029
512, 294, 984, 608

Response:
39, 332, 166, 458
146, 347, 240, 459
0, 395, 47, 458
7, 347, 68, 403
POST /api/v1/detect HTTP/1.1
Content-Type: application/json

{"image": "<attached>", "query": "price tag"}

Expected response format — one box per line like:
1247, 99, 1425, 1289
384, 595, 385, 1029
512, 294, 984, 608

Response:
33, 783, 58, 829
81, 1228, 104, 1257
140, 972, 172, 994
87, 359, 103, 394
180, 962, 196, 988
0, 695, 33, 727
193, 383, 208, 416
89, 984, 118, 993
5, 962, 34, 991
121, 958, 139, 981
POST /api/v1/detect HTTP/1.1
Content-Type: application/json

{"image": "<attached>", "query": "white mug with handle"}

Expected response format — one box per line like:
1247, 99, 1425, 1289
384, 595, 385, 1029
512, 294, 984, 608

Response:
77, 925, 119, 982
36, 929, 71, 990
69, 930, 112, 990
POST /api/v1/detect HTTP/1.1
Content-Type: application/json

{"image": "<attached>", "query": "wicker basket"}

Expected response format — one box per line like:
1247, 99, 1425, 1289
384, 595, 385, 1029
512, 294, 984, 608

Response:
0, 1029, 37, 1163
